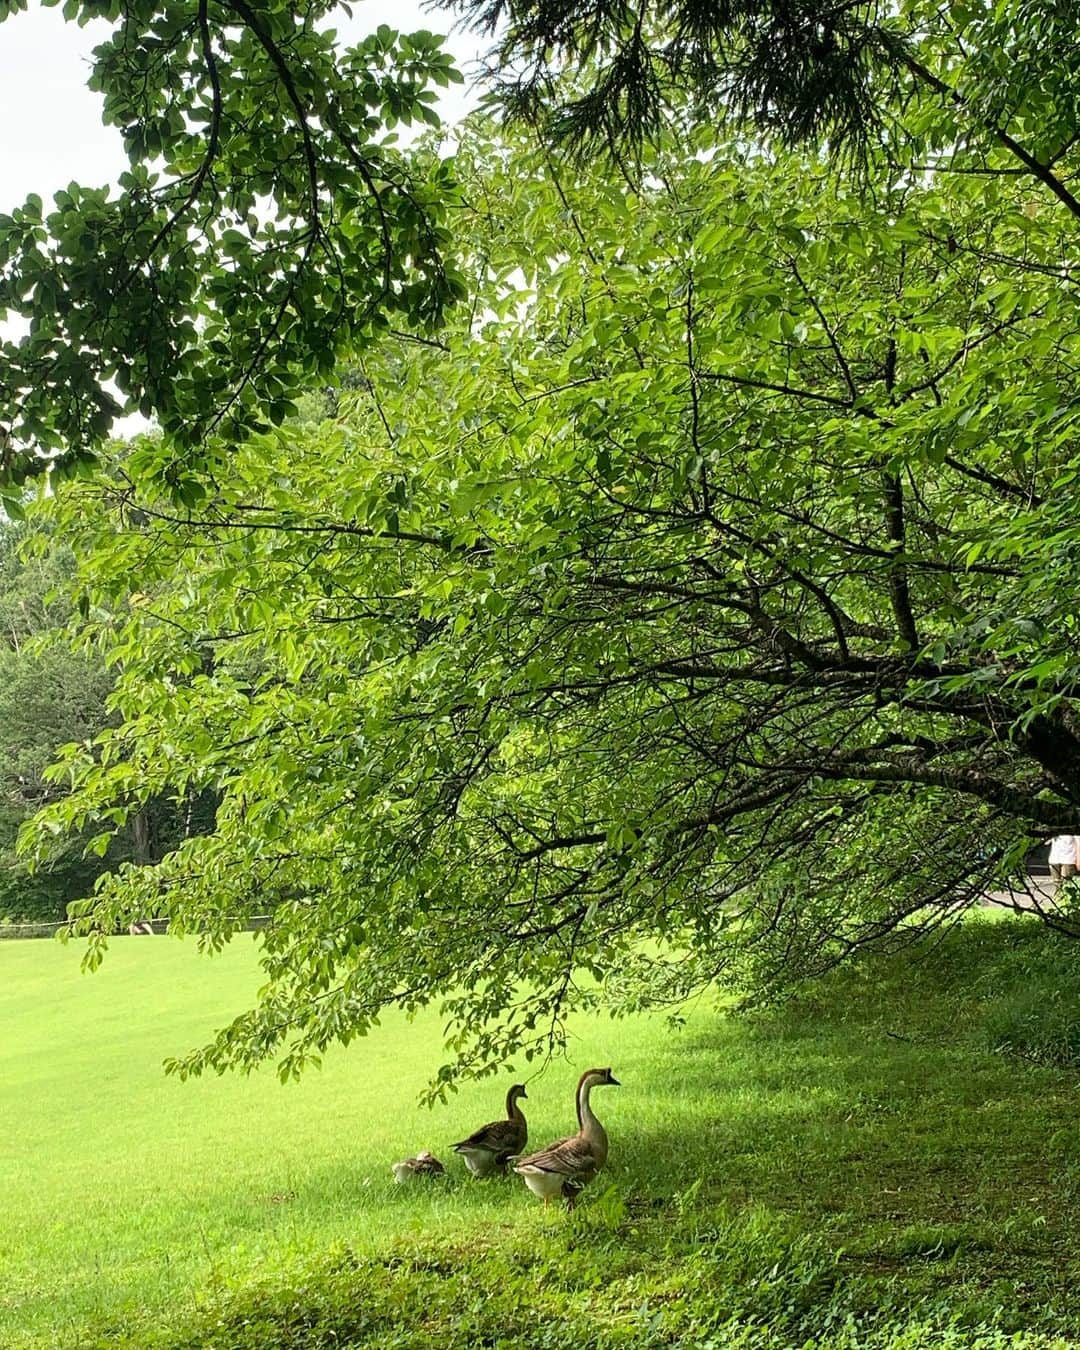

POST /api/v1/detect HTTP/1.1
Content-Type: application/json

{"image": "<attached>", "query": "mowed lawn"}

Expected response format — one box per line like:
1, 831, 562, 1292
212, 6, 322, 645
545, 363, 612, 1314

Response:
2, 921, 1079, 1348
1, 933, 595, 1342
1, 934, 694, 1345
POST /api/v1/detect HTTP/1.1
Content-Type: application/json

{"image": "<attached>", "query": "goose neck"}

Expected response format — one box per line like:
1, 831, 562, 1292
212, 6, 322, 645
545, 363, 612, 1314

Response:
577, 1074, 604, 1139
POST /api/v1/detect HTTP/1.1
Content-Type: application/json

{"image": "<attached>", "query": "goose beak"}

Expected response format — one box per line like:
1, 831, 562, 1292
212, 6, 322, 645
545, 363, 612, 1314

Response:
609, 1074, 621, 1086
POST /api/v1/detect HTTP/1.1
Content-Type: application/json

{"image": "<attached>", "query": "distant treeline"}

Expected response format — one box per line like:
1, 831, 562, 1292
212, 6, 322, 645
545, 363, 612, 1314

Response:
0, 519, 216, 922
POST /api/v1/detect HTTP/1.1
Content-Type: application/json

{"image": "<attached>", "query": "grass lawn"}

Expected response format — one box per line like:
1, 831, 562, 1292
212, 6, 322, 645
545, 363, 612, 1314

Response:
1, 917, 1079, 1348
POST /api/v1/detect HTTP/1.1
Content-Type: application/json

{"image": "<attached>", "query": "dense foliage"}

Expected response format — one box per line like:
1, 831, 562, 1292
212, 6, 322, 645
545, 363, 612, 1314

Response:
454, 0, 1080, 197
0, 0, 462, 493
20, 91, 1080, 1082
455, 0, 908, 165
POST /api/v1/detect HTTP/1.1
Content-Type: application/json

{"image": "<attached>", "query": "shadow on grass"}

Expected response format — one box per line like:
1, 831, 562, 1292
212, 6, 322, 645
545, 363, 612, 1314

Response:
80, 920, 1080, 1348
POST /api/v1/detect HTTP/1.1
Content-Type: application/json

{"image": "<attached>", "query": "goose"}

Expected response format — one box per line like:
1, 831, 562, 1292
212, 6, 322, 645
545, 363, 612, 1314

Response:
513, 1067, 620, 1207
452, 1083, 529, 1178
391, 1150, 446, 1184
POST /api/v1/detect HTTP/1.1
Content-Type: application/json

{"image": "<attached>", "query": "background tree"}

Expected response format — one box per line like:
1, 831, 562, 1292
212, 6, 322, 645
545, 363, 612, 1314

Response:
0, 523, 113, 919
0, 519, 215, 920
23, 111, 1080, 1086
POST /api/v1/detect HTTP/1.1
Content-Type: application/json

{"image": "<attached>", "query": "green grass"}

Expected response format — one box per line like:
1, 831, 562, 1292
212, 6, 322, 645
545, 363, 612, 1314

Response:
1, 917, 1079, 1348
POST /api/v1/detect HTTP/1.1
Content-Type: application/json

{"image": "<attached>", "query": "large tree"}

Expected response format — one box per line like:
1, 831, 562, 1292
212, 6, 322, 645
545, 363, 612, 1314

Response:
26, 112, 1080, 1087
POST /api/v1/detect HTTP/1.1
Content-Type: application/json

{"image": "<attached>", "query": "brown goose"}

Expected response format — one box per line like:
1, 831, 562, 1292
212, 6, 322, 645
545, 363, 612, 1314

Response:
513, 1067, 620, 1207
390, 1150, 446, 1184
452, 1084, 529, 1178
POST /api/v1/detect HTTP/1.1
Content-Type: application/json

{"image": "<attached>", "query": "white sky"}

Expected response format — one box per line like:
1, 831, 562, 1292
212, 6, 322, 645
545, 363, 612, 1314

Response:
0, 1, 487, 212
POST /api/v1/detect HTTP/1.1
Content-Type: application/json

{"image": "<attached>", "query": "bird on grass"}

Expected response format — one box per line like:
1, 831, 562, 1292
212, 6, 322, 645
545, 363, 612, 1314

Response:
513, 1067, 620, 1208
391, 1150, 446, 1184
452, 1083, 529, 1179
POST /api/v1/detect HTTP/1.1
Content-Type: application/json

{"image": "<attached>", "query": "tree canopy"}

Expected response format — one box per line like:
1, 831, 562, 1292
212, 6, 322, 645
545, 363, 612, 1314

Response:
5, 0, 1078, 491
0, 0, 463, 495
454, 1, 1080, 231
25, 89, 1080, 1087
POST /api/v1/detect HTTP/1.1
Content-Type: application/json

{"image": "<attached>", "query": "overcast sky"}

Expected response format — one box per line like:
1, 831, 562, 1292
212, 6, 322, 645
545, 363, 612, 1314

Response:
0, 2, 486, 212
